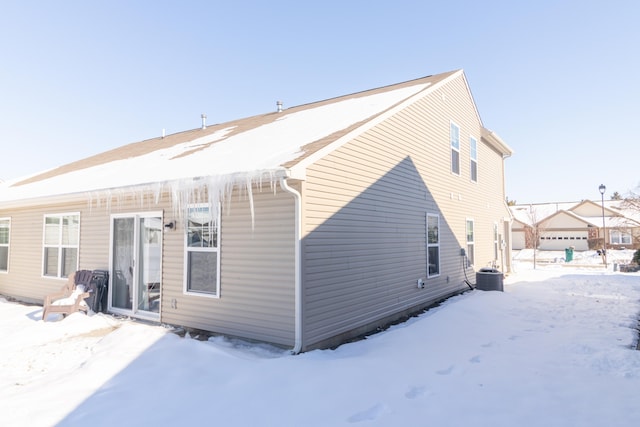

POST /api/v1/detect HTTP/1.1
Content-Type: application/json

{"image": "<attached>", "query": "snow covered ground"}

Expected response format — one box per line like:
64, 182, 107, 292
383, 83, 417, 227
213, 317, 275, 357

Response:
2, 254, 640, 427
512, 248, 635, 267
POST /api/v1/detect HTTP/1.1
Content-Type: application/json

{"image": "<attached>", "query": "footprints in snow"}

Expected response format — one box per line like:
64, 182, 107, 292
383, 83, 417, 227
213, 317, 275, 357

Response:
469, 354, 482, 364
347, 388, 428, 423
347, 403, 389, 423
405, 385, 428, 399
346, 357, 473, 423
435, 354, 481, 376
436, 364, 455, 375
346, 336, 521, 423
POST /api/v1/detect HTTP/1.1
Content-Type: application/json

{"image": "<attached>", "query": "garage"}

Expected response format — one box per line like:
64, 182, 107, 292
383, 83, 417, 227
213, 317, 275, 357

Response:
538, 231, 589, 251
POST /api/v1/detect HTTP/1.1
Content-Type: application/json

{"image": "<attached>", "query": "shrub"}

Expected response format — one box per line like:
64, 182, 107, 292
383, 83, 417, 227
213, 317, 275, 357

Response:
633, 249, 640, 265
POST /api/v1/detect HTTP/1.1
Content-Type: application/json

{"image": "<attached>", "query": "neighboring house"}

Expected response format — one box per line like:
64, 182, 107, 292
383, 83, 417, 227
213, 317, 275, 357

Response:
510, 200, 640, 251
0, 70, 513, 352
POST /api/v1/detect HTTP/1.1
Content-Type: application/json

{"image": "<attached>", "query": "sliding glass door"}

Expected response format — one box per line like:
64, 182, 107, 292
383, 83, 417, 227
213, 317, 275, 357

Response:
110, 213, 162, 318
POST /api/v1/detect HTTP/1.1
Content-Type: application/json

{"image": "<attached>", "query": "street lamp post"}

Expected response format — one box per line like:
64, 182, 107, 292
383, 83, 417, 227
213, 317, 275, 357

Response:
599, 184, 607, 268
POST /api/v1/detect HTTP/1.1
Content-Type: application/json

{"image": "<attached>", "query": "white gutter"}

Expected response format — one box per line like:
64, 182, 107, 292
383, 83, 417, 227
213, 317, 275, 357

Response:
481, 127, 513, 158
279, 176, 303, 354
0, 170, 290, 210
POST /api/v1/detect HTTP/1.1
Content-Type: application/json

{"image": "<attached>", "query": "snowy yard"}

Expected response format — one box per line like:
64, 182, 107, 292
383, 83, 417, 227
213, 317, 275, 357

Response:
2, 255, 640, 426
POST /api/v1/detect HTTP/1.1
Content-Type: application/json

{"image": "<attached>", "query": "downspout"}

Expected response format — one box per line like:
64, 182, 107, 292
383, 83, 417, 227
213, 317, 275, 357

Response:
279, 176, 303, 354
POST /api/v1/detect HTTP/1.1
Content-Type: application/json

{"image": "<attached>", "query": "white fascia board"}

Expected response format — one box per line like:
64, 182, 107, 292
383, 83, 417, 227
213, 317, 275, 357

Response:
0, 169, 290, 210
482, 128, 514, 157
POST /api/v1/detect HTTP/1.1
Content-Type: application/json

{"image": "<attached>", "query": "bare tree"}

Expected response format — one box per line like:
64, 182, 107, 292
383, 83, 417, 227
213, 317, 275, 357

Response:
523, 205, 548, 269
621, 189, 640, 248
622, 189, 640, 212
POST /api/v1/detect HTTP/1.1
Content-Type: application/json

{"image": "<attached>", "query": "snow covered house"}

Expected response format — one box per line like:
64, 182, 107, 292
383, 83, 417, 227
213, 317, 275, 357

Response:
0, 69, 513, 351
510, 200, 640, 251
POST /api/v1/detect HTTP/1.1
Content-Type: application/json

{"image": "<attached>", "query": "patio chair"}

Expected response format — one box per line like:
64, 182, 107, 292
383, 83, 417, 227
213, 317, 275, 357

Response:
42, 270, 93, 320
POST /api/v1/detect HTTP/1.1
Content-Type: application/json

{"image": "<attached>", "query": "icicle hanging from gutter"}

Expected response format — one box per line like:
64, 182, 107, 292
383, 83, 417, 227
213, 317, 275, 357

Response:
88, 169, 284, 230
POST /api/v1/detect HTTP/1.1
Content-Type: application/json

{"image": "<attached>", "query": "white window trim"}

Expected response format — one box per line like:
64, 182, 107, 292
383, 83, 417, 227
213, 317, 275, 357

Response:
466, 218, 475, 267
183, 203, 221, 298
42, 212, 80, 279
108, 211, 163, 320
450, 121, 460, 176
610, 229, 632, 245
470, 136, 478, 183
427, 213, 440, 278
0, 217, 10, 274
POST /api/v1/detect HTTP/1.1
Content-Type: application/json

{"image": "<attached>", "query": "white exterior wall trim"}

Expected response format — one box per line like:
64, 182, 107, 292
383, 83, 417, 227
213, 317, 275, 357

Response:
279, 177, 303, 354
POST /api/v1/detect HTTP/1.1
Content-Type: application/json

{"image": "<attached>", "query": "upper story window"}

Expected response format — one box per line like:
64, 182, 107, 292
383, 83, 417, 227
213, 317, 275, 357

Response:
470, 136, 478, 182
450, 122, 460, 175
43, 213, 79, 278
0, 218, 10, 272
427, 214, 440, 277
184, 204, 220, 297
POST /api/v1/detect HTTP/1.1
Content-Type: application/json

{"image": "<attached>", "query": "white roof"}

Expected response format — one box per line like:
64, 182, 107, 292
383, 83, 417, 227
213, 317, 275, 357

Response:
511, 200, 640, 228
0, 81, 433, 204
510, 202, 577, 225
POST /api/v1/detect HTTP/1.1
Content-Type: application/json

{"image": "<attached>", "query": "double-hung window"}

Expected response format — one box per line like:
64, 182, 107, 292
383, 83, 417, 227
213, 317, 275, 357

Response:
185, 204, 220, 297
43, 213, 79, 278
0, 218, 10, 272
466, 219, 475, 267
610, 230, 632, 245
427, 214, 440, 277
450, 122, 460, 175
470, 136, 478, 182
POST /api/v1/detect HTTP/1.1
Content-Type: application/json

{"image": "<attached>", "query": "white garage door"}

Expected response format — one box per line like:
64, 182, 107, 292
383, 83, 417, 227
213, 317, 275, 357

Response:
539, 231, 589, 250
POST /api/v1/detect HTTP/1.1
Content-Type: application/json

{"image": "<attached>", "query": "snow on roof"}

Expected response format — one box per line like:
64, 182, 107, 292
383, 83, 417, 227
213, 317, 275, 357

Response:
511, 200, 640, 228
510, 202, 577, 225
0, 78, 438, 204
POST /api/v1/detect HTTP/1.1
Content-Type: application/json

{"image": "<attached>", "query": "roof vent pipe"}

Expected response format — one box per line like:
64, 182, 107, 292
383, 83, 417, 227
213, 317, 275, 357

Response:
201, 113, 207, 129
277, 101, 283, 113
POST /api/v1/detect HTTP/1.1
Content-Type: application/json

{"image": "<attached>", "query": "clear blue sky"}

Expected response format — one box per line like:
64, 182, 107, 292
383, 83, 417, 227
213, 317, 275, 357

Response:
1, 1, 638, 204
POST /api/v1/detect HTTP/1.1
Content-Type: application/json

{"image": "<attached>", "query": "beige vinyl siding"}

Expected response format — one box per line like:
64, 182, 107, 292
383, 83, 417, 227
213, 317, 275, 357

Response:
0, 199, 113, 303
80, 203, 111, 271
0, 205, 44, 302
0, 187, 296, 346
423, 79, 510, 270
161, 187, 296, 347
571, 202, 607, 217
301, 73, 510, 348
0, 187, 295, 346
